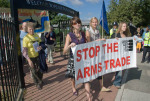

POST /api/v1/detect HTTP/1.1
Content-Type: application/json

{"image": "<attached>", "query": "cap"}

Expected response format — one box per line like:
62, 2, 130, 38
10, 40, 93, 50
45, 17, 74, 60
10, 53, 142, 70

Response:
113, 22, 118, 26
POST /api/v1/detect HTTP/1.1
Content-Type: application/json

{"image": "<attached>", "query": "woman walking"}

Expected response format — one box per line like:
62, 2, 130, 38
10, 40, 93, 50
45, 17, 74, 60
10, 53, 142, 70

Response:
86, 17, 111, 92
63, 17, 91, 101
23, 22, 43, 90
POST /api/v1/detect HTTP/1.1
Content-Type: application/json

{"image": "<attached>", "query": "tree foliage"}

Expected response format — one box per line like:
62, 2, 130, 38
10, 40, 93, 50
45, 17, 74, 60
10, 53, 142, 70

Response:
49, 11, 71, 25
107, 0, 150, 27
0, 0, 10, 8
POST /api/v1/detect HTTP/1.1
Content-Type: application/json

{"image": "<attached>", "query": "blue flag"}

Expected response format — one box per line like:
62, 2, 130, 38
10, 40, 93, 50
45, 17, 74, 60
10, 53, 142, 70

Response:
100, 0, 109, 34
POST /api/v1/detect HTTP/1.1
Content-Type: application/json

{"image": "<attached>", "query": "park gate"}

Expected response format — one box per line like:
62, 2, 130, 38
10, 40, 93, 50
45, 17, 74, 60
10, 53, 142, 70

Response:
58, 20, 71, 56
0, 14, 23, 101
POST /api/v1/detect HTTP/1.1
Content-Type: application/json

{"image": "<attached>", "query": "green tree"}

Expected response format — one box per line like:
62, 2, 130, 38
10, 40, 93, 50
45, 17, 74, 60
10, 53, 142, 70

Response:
0, 0, 10, 7
107, 0, 150, 27
49, 11, 71, 25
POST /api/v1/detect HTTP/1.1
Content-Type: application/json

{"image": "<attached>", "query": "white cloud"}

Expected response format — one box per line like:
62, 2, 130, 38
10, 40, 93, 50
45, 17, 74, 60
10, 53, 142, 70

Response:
86, 0, 100, 3
47, 0, 83, 5
48, 0, 67, 2
47, 0, 68, 5
69, 0, 83, 5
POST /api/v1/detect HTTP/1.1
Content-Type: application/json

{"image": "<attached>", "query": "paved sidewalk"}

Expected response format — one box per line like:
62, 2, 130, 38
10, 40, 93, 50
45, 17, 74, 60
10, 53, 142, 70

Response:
23, 52, 119, 101
115, 53, 150, 101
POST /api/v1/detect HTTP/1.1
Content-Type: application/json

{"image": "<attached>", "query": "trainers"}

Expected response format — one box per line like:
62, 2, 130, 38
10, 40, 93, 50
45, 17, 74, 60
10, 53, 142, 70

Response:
115, 85, 121, 89
50, 62, 55, 65
37, 84, 43, 90
101, 87, 111, 92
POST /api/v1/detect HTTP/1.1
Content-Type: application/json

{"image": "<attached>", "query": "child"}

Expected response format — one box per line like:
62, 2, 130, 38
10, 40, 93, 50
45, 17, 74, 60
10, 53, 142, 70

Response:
134, 35, 143, 53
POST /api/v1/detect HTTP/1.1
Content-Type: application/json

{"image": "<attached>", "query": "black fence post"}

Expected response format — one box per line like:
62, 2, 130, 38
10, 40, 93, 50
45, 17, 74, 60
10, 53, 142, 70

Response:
10, 0, 25, 88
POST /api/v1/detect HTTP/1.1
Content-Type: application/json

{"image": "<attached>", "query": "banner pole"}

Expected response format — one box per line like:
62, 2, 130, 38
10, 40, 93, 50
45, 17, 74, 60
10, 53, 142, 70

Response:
102, 0, 104, 88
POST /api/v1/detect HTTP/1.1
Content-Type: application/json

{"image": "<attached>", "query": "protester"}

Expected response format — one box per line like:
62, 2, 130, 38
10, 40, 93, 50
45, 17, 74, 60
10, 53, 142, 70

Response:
20, 22, 28, 52
135, 27, 142, 37
134, 33, 143, 53
45, 26, 56, 64
142, 26, 149, 39
141, 26, 150, 63
63, 17, 91, 101
110, 22, 118, 38
111, 22, 131, 89
23, 22, 43, 90
86, 17, 111, 92
20, 22, 28, 76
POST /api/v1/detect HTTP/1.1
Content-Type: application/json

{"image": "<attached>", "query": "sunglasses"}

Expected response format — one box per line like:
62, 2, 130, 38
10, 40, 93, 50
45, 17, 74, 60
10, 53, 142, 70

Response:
73, 22, 81, 25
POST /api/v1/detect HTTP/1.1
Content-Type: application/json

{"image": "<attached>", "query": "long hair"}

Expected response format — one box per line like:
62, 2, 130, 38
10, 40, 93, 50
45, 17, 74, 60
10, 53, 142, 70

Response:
116, 22, 131, 37
90, 17, 98, 29
70, 16, 82, 32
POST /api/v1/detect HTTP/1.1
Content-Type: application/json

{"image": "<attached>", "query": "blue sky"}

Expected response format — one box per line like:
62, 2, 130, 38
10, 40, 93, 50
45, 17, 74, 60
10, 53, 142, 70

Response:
47, 0, 111, 20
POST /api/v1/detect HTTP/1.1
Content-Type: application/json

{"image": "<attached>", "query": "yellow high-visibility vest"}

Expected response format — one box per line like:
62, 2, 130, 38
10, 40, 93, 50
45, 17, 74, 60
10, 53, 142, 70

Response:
144, 32, 150, 46
110, 28, 118, 37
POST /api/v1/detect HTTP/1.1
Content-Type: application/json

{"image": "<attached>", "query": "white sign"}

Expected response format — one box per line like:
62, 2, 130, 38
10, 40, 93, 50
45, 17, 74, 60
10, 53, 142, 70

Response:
73, 37, 137, 85
33, 42, 39, 52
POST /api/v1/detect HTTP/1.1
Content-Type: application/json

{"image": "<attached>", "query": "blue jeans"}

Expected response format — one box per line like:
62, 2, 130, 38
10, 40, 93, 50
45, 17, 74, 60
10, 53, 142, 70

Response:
113, 71, 122, 86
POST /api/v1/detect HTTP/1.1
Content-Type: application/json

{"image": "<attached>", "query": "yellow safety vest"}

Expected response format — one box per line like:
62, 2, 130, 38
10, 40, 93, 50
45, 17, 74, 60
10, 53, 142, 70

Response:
110, 28, 118, 37
144, 32, 150, 46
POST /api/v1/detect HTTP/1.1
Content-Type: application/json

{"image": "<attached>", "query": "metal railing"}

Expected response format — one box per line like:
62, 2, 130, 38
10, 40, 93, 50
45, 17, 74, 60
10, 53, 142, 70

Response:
0, 15, 21, 101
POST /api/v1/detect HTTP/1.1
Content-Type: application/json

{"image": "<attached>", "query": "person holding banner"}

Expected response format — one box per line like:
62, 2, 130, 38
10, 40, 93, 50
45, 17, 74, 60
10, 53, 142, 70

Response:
111, 22, 131, 89
86, 17, 111, 92
23, 22, 43, 90
63, 17, 91, 101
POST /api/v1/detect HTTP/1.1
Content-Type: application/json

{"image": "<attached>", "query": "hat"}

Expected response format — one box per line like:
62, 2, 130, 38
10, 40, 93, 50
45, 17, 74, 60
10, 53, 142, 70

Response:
113, 22, 118, 26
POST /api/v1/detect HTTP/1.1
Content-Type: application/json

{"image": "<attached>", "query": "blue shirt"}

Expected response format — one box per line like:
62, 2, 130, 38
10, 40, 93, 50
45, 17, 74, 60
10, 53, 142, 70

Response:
20, 30, 27, 52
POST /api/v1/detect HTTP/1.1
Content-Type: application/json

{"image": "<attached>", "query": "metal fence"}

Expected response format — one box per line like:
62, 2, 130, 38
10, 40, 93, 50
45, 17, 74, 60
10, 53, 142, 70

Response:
0, 16, 21, 101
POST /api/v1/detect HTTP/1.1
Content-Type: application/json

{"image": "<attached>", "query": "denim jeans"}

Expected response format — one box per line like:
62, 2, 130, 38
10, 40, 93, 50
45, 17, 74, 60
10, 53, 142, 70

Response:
113, 71, 122, 86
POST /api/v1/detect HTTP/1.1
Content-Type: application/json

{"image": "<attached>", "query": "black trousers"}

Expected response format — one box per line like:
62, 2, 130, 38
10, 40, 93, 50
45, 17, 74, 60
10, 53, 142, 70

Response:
142, 46, 150, 61
29, 57, 43, 85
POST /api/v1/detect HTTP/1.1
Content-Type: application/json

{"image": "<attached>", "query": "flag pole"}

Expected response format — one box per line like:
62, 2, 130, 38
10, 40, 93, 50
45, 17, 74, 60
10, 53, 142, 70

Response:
102, 0, 104, 88
102, 0, 104, 39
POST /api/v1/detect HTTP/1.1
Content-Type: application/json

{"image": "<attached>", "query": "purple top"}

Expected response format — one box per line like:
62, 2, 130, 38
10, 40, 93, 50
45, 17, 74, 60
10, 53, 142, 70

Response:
69, 32, 86, 57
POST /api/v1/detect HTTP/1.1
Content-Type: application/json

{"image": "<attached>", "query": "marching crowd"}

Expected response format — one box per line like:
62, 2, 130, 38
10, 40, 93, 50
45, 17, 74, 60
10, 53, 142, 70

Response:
20, 16, 150, 101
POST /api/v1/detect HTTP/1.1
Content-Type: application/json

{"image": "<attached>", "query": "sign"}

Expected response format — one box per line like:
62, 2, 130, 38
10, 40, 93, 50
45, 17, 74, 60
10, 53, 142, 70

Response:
73, 37, 137, 85
18, 9, 50, 33
0, 8, 50, 33
15, 0, 79, 17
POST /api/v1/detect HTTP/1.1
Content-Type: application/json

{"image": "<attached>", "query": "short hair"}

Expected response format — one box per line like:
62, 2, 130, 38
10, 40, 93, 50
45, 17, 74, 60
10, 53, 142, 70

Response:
27, 22, 35, 29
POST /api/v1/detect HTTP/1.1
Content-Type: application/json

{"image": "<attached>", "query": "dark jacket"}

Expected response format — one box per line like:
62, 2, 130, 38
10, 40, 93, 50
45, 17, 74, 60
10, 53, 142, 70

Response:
39, 42, 48, 72
111, 33, 121, 39
45, 31, 56, 45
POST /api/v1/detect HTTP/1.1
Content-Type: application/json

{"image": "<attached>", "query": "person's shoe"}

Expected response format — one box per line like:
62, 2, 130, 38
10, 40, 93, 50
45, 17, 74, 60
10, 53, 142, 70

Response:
115, 85, 121, 89
37, 84, 42, 90
73, 91, 78, 96
147, 61, 150, 63
141, 60, 145, 63
101, 87, 111, 92
50, 62, 55, 65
